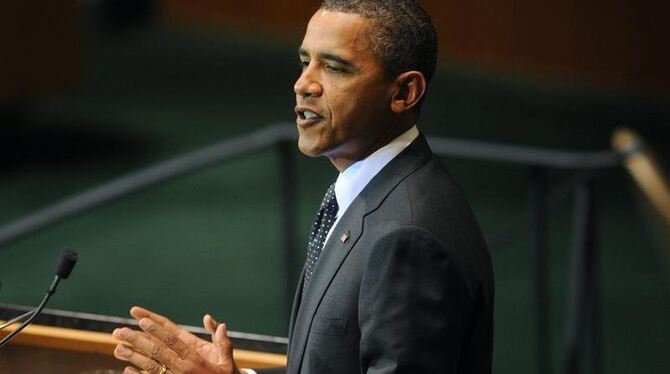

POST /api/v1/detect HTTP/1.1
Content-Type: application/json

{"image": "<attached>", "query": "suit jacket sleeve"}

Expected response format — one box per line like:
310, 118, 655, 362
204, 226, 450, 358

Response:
359, 225, 474, 373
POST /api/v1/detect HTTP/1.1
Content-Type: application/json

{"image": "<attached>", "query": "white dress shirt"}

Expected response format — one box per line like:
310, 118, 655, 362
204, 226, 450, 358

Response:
244, 125, 419, 374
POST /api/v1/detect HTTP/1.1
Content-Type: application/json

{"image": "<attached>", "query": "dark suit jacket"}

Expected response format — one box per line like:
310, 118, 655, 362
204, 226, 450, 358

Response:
263, 135, 494, 374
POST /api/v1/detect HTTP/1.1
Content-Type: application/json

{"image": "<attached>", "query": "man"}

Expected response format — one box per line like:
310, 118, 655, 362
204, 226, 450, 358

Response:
113, 1, 494, 373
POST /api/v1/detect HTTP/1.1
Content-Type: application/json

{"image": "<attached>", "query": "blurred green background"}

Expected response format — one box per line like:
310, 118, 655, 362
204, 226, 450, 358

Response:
1, 1, 669, 373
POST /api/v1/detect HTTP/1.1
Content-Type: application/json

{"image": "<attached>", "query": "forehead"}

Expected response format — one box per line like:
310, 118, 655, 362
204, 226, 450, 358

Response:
300, 9, 377, 62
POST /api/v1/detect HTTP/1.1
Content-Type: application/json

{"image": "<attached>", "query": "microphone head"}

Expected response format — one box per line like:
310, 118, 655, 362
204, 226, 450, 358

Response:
56, 249, 78, 279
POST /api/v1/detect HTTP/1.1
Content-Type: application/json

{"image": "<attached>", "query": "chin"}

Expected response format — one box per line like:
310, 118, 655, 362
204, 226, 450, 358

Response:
297, 137, 323, 158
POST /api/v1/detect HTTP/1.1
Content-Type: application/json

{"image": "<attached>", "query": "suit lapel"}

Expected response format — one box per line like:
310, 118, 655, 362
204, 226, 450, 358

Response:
286, 195, 365, 374
286, 135, 433, 373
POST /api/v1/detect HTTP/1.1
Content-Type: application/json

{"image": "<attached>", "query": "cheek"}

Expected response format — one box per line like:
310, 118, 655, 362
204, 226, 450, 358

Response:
324, 79, 391, 136
327, 89, 362, 126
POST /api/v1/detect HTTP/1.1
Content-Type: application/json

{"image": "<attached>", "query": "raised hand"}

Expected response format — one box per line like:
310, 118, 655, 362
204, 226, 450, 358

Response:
113, 306, 241, 374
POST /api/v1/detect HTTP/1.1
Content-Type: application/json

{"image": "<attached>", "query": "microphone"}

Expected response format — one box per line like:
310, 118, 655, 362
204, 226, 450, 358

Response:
55, 248, 77, 280
0, 249, 78, 348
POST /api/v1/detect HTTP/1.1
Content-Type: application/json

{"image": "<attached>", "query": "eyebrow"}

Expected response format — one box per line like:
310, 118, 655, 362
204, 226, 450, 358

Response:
299, 48, 355, 69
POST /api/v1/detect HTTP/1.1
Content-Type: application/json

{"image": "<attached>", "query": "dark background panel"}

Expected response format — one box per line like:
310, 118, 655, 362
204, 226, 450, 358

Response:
1, 1, 668, 373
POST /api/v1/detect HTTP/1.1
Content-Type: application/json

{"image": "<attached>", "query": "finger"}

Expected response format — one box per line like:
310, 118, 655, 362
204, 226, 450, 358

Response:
131, 306, 180, 333
203, 314, 219, 340
138, 317, 192, 359
113, 327, 181, 370
114, 344, 165, 374
122, 366, 142, 374
214, 323, 235, 366
131, 306, 200, 346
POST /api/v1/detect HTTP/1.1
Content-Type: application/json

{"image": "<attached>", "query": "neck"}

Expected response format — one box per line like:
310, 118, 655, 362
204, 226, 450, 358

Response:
329, 120, 414, 172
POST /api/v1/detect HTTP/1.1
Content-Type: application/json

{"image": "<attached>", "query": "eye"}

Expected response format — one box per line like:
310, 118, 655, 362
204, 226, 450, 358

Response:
299, 60, 310, 71
325, 64, 344, 73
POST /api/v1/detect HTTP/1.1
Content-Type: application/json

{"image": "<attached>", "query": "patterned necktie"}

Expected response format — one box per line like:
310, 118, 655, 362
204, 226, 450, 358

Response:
303, 183, 339, 291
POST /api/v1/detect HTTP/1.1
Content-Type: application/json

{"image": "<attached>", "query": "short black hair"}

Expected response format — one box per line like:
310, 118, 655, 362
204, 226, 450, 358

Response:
320, 0, 438, 83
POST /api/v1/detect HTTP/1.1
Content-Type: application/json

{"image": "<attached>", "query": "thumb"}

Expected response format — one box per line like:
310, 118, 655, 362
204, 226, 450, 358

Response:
214, 323, 235, 366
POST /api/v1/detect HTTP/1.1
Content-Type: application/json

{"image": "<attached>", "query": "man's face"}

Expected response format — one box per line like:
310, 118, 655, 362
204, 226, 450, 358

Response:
294, 10, 396, 171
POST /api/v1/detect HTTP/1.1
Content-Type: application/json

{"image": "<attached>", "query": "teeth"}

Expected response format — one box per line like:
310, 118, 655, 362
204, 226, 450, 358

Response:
304, 111, 317, 119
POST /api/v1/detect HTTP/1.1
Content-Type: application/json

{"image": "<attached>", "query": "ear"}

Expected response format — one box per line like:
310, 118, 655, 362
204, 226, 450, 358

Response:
390, 71, 427, 114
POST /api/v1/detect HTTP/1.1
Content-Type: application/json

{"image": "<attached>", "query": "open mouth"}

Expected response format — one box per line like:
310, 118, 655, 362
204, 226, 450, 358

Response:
295, 106, 324, 126
298, 109, 321, 120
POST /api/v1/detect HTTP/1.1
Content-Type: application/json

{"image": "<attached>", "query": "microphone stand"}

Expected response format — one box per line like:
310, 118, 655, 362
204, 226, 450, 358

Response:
0, 248, 77, 349
0, 275, 62, 348
0, 311, 32, 331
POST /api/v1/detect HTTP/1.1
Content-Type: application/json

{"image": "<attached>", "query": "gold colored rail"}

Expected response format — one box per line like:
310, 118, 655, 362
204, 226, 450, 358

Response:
0, 321, 286, 370
612, 127, 670, 226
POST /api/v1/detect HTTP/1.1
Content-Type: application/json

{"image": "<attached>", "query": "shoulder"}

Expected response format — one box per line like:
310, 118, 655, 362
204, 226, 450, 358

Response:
371, 154, 481, 242
362, 155, 491, 291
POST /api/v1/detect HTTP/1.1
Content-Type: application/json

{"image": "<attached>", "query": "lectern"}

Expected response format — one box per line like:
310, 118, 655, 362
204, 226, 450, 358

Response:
0, 304, 286, 373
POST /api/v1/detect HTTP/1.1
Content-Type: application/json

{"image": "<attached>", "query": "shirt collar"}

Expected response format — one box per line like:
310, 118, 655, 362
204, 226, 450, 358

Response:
334, 125, 419, 219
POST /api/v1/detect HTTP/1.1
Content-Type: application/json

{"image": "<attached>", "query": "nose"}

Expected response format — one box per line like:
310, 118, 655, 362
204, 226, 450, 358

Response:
294, 67, 322, 97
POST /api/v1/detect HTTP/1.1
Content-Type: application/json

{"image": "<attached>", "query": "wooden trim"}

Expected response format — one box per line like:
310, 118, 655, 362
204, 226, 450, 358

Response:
234, 349, 287, 369
0, 321, 286, 369
612, 128, 670, 227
